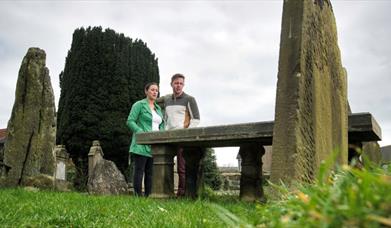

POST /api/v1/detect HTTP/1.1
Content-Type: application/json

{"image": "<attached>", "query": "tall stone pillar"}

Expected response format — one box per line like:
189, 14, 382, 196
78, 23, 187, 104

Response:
4, 47, 56, 186
271, 0, 348, 184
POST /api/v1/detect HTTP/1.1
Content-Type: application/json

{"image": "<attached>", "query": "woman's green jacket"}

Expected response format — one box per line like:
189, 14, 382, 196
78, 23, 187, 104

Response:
126, 98, 164, 157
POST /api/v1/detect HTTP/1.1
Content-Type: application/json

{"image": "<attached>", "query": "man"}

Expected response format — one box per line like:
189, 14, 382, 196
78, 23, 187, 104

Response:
159, 73, 200, 196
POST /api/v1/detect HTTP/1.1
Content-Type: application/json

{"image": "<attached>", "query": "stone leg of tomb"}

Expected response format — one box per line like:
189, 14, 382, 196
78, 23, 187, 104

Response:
348, 142, 362, 166
150, 145, 176, 198
239, 143, 265, 202
183, 147, 206, 198
349, 141, 381, 168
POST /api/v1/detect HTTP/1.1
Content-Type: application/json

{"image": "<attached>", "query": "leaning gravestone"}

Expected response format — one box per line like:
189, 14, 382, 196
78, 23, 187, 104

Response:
3, 47, 56, 186
87, 141, 128, 195
271, 0, 348, 184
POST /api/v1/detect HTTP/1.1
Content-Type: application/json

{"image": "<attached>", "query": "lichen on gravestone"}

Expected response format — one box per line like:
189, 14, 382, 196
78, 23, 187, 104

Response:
271, 0, 348, 184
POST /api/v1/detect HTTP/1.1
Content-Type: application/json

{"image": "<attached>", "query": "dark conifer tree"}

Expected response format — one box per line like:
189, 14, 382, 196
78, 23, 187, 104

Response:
57, 27, 159, 189
203, 148, 223, 190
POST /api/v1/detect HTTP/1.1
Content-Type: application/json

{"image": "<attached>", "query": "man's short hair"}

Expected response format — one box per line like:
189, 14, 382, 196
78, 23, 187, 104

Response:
171, 73, 185, 83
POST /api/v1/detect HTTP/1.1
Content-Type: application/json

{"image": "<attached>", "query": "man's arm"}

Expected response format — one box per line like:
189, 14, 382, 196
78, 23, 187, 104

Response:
156, 96, 165, 109
187, 96, 200, 128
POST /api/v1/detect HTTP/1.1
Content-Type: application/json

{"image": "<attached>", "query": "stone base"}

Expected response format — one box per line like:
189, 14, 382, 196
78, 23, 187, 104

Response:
151, 145, 176, 198
22, 174, 55, 189
0, 177, 6, 188
55, 180, 73, 192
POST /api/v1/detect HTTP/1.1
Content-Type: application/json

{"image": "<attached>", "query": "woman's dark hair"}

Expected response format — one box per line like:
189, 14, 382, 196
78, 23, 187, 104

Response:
144, 82, 159, 92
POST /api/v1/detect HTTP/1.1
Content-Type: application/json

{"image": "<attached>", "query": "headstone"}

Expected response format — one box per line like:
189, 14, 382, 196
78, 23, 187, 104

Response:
361, 141, 381, 165
381, 145, 391, 164
271, 0, 348, 184
87, 141, 128, 195
54, 145, 72, 191
262, 146, 272, 177
88, 140, 104, 178
87, 159, 128, 195
3, 48, 56, 186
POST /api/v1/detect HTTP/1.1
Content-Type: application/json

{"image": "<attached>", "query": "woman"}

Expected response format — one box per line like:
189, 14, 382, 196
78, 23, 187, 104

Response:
127, 82, 164, 197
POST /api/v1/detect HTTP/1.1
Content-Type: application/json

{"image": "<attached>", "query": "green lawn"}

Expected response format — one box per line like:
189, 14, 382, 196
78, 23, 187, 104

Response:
0, 188, 259, 227
1, 164, 390, 227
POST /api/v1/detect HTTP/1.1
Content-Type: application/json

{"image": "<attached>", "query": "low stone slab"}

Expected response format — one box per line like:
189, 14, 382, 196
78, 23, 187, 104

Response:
136, 113, 381, 147
138, 121, 274, 147
136, 112, 380, 201
348, 113, 382, 142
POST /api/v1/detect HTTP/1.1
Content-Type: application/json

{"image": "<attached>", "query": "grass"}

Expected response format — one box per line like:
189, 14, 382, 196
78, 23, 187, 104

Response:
0, 188, 258, 227
0, 163, 390, 227
257, 164, 391, 227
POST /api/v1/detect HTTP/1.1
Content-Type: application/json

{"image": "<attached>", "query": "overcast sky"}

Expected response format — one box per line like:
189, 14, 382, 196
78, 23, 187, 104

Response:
0, 1, 390, 166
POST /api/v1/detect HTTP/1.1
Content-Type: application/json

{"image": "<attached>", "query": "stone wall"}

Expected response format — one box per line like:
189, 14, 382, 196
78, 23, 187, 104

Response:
220, 167, 241, 191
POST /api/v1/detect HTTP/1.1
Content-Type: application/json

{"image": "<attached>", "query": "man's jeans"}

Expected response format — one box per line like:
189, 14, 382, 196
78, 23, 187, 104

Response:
177, 148, 186, 196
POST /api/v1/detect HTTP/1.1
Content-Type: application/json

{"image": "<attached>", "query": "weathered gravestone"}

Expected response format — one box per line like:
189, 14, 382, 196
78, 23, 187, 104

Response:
381, 145, 391, 165
361, 142, 381, 164
87, 140, 128, 195
3, 47, 56, 187
53, 145, 73, 191
271, 0, 348, 184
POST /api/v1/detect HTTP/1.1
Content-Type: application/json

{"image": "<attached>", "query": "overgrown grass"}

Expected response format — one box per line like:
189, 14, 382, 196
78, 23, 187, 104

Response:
0, 164, 390, 227
0, 188, 258, 227
257, 163, 391, 227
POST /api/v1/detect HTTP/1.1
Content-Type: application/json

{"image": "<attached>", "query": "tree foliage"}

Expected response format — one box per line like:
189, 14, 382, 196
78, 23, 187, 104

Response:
56, 26, 159, 188
203, 148, 223, 190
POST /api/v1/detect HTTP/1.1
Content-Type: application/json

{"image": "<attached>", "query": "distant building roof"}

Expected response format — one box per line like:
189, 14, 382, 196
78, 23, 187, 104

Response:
381, 145, 391, 162
0, 128, 7, 144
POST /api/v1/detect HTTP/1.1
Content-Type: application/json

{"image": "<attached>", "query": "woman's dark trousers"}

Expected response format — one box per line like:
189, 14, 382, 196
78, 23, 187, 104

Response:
132, 153, 153, 197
